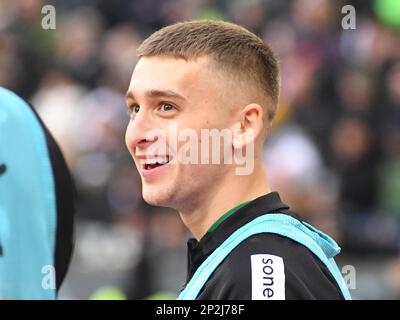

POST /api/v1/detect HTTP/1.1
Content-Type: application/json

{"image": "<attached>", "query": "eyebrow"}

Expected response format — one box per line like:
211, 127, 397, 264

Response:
125, 89, 187, 102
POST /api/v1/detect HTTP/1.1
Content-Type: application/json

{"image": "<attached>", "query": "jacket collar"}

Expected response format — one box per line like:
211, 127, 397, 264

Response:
186, 192, 293, 281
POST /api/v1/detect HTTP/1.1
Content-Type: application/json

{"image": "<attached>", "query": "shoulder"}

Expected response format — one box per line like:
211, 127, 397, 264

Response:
203, 233, 344, 300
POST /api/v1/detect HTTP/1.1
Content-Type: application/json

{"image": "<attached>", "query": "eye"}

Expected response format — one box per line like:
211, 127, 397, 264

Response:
127, 104, 140, 118
133, 105, 140, 113
159, 103, 175, 112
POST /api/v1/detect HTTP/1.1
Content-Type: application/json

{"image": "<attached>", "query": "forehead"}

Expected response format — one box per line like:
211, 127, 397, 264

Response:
128, 56, 216, 98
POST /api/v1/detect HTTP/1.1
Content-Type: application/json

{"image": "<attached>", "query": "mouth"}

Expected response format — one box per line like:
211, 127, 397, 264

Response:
140, 156, 172, 172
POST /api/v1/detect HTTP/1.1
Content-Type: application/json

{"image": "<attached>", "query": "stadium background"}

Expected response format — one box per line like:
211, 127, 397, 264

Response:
1, 0, 400, 299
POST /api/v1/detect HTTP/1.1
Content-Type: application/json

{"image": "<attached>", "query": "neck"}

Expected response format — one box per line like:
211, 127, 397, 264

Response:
179, 162, 271, 240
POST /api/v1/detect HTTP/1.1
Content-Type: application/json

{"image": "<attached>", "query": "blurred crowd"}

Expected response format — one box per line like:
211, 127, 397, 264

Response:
1, 0, 400, 299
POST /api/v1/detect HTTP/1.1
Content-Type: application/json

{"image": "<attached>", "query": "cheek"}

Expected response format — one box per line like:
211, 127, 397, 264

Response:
125, 122, 134, 152
179, 163, 216, 181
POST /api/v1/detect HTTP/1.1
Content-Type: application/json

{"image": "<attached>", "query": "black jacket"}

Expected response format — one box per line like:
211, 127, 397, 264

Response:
184, 192, 344, 300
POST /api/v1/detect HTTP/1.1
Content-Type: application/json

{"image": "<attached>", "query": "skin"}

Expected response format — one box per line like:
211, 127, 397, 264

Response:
125, 55, 271, 240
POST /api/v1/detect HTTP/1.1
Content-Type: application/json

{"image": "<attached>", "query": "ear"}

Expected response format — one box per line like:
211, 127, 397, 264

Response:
232, 103, 264, 149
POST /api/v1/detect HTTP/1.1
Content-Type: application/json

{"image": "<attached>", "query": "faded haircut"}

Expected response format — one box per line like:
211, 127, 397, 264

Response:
137, 20, 280, 124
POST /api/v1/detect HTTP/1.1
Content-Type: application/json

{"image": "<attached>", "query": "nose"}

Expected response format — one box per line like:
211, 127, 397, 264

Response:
125, 110, 158, 155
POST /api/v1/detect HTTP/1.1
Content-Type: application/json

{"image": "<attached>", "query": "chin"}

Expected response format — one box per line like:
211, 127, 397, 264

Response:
142, 185, 174, 207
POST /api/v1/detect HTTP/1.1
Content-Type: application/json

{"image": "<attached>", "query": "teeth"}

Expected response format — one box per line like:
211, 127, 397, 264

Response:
142, 157, 169, 165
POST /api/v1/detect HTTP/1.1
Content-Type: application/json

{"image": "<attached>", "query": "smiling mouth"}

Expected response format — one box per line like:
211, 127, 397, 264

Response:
141, 156, 172, 171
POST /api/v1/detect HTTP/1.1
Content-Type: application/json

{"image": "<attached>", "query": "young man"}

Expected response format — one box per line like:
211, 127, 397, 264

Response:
0, 87, 75, 299
125, 20, 351, 300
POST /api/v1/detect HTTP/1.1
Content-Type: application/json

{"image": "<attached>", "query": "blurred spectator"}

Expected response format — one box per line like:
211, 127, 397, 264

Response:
124, 205, 188, 299
378, 63, 400, 217
55, 6, 104, 87
330, 117, 379, 213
